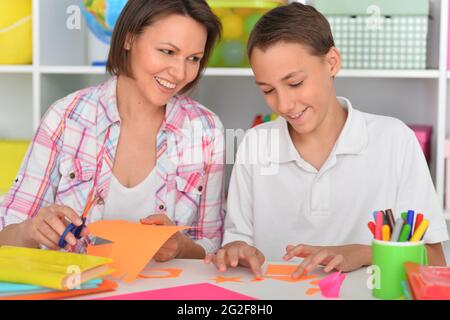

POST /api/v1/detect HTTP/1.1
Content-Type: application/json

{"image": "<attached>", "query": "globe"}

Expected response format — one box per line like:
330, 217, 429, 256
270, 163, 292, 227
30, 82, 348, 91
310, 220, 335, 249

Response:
81, 0, 128, 45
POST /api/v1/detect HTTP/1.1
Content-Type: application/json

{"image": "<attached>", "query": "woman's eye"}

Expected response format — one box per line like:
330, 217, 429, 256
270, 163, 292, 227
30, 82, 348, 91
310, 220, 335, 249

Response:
160, 49, 174, 55
189, 56, 201, 62
263, 89, 274, 94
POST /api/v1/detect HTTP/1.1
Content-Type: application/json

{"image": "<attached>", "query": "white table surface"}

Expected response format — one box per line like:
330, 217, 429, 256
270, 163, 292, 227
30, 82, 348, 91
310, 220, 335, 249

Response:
75, 259, 375, 300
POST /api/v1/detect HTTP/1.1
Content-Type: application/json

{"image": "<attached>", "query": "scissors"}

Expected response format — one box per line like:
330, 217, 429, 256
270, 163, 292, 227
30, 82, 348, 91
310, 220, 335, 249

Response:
57, 126, 111, 249
58, 189, 97, 249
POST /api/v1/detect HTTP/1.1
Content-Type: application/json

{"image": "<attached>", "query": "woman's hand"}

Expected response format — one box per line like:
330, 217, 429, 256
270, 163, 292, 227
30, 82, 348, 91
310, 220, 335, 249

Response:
21, 205, 89, 250
283, 244, 371, 278
140, 214, 187, 262
204, 241, 266, 278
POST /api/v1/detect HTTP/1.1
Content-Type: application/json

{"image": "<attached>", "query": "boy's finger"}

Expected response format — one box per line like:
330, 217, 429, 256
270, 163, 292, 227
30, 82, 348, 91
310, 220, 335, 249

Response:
292, 255, 313, 279
246, 255, 263, 279
215, 249, 228, 272
304, 250, 330, 274
227, 245, 240, 267
284, 244, 306, 260
204, 253, 214, 264
324, 254, 344, 273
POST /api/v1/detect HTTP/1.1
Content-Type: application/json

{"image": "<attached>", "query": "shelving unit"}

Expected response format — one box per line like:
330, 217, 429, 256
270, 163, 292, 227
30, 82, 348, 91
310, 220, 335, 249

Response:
1, 0, 450, 221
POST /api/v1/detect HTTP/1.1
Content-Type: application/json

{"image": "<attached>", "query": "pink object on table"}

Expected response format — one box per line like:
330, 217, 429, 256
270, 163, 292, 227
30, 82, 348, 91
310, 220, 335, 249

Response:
95, 283, 257, 300
318, 272, 346, 298
408, 125, 432, 163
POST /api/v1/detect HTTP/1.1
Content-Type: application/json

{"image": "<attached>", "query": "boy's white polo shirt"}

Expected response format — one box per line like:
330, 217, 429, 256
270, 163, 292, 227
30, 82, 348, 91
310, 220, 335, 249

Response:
223, 97, 449, 261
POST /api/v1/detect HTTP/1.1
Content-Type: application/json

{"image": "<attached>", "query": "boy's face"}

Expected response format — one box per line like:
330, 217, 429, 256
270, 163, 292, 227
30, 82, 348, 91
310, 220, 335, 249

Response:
250, 42, 341, 135
125, 14, 206, 107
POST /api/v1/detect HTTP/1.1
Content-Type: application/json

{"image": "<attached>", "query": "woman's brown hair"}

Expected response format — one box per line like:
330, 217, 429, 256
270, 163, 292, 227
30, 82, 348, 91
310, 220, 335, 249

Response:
106, 0, 221, 94
247, 2, 335, 59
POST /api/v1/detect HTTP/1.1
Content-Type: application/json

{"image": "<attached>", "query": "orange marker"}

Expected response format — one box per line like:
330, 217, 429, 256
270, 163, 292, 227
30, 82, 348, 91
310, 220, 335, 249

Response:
382, 225, 391, 241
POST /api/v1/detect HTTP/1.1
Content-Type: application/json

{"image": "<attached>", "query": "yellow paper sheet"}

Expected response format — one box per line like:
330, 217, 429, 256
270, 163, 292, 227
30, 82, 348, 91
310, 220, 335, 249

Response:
0, 246, 112, 290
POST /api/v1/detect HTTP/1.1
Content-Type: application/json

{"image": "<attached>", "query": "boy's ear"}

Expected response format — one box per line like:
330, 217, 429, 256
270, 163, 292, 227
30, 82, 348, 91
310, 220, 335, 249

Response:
325, 47, 341, 78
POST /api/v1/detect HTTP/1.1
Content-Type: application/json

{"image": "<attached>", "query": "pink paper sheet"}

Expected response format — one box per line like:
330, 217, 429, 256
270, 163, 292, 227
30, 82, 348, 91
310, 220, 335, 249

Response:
95, 283, 257, 300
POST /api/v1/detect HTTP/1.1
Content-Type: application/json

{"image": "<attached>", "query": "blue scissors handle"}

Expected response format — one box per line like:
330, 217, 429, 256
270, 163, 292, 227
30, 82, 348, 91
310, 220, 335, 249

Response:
58, 217, 86, 249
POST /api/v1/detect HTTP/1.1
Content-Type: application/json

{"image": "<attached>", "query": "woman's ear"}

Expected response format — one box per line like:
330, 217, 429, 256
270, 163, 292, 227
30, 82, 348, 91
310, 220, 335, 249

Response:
325, 47, 341, 78
124, 33, 133, 51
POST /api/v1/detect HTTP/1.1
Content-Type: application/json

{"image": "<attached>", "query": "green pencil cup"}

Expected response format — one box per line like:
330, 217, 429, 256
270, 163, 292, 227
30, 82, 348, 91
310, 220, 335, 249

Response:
371, 239, 428, 300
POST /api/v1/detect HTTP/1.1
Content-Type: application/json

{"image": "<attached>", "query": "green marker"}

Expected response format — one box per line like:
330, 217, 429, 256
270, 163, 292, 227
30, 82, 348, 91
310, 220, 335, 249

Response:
401, 212, 407, 220
398, 224, 411, 242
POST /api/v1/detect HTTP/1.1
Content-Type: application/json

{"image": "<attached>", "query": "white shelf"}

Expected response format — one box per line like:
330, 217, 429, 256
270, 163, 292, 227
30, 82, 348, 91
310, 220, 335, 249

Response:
30, 66, 442, 79
204, 68, 254, 77
39, 65, 107, 75
0, 65, 34, 74
338, 69, 440, 79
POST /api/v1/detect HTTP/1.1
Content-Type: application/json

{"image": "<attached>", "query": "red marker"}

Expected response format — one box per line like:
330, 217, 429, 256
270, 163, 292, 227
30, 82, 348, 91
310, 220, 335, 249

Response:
375, 211, 384, 240
414, 213, 424, 233
367, 222, 376, 237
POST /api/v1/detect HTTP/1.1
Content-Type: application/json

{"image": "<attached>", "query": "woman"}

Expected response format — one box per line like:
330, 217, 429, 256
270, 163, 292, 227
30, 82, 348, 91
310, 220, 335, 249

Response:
0, 0, 225, 261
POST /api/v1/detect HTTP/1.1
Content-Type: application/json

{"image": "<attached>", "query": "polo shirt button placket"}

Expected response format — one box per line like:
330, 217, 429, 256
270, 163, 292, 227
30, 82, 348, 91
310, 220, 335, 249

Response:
311, 174, 331, 216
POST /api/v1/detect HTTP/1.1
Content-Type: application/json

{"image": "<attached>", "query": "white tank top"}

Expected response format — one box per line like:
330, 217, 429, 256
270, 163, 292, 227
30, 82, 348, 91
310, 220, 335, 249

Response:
103, 168, 157, 222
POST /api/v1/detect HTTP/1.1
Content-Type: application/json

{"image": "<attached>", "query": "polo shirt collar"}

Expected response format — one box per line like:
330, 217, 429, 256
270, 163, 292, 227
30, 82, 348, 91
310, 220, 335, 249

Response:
269, 96, 368, 164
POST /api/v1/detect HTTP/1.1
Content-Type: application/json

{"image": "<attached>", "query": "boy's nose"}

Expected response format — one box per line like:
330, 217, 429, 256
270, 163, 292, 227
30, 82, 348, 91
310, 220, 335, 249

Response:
277, 97, 296, 115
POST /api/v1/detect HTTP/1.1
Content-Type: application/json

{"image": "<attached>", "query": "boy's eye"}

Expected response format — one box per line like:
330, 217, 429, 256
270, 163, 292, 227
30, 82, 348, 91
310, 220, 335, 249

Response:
289, 81, 304, 88
263, 88, 274, 94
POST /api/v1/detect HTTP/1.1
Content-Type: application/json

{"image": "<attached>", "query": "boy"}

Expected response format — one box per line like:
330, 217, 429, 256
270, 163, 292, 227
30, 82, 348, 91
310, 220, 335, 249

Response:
205, 3, 448, 278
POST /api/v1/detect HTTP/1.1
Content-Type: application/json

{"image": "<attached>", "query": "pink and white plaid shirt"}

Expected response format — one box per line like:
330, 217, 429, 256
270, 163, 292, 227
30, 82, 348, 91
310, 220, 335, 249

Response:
0, 77, 225, 253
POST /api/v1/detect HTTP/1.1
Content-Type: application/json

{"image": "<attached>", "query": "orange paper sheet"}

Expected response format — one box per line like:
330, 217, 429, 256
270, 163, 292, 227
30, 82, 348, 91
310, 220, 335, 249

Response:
265, 264, 298, 275
139, 268, 182, 279
87, 220, 188, 283
210, 276, 243, 284
306, 287, 321, 296
1, 280, 117, 300
264, 274, 319, 283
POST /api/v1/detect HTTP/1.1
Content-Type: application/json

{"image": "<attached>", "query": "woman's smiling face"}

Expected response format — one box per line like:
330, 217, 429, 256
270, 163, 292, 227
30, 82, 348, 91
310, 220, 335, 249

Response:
125, 14, 207, 107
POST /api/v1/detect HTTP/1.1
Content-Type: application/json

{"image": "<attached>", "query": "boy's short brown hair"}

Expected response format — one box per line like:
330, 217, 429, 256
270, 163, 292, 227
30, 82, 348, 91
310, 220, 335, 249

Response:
106, 0, 221, 94
247, 2, 334, 59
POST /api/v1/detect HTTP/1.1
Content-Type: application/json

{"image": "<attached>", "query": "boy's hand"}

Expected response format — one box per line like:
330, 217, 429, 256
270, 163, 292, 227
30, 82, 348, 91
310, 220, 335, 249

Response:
283, 244, 371, 278
204, 241, 266, 278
